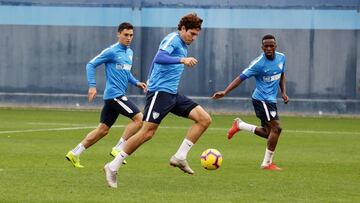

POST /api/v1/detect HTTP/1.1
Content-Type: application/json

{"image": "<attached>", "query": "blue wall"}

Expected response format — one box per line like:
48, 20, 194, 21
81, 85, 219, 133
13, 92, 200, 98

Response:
0, 1, 359, 114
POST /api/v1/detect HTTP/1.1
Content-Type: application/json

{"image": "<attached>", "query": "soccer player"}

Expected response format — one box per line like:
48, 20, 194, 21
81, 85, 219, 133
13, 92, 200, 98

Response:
212, 34, 289, 171
104, 13, 211, 188
65, 22, 147, 168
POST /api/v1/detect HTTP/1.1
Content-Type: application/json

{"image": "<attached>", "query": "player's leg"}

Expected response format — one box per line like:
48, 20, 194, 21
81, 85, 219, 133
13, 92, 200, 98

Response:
66, 100, 117, 168
259, 102, 282, 170
110, 112, 142, 158
254, 121, 271, 138
185, 105, 212, 143
110, 97, 143, 158
104, 91, 171, 187
66, 123, 110, 168
228, 99, 271, 139
104, 122, 159, 188
170, 95, 211, 174
82, 123, 111, 148
266, 120, 282, 151
261, 120, 282, 170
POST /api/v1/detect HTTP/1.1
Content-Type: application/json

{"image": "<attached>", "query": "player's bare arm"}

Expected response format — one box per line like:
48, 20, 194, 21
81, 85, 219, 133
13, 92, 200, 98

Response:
212, 76, 243, 100
280, 73, 289, 104
181, 57, 198, 67
88, 87, 97, 102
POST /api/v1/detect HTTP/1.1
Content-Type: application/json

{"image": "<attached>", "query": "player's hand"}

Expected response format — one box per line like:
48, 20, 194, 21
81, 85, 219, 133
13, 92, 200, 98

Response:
88, 87, 97, 102
181, 57, 198, 67
282, 94, 289, 104
212, 91, 226, 100
137, 82, 147, 93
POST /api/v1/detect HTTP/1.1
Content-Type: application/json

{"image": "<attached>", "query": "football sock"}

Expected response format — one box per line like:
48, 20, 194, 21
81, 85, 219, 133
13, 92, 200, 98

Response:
261, 148, 274, 167
71, 143, 85, 156
174, 138, 194, 160
109, 150, 128, 171
238, 121, 256, 133
114, 137, 126, 151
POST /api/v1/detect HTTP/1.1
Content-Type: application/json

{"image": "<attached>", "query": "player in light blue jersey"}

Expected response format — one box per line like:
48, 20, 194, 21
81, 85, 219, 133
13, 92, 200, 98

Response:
104, 13, 212, 188
212, 34, 289, 171
66, 23, 147, 168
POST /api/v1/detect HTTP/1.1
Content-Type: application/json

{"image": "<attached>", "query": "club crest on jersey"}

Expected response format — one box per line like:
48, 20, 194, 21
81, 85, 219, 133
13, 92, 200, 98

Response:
278, 63, 284, 70
270, 111, 277, 117
152, 112, 160, 120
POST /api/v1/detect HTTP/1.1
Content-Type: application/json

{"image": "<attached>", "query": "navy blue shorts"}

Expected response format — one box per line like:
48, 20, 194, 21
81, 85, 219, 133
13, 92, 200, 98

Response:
143, 91, 198, 124
252, 99, 279, 127
100, 96, 140, 128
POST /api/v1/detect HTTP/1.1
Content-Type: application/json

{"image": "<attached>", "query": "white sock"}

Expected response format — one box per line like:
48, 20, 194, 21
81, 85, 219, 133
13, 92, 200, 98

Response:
261, 148, 274, 167
109, 151, 128, 171
174, 138, 194, 160
71, 143, 85, 156
114, 137, 126, 151
238, 121, 256, 133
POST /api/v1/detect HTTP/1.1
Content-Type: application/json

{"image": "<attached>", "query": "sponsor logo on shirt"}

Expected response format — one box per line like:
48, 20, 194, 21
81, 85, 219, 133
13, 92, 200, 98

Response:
123, 64, 132, 70
115, 64, 132, 71
263, 73, 281, 82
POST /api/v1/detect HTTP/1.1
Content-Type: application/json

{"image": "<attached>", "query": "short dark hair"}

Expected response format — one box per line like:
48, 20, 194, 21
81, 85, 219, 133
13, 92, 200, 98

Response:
262, 34, 276, 42
177, 13, 203, 31
118, 22, 133, 33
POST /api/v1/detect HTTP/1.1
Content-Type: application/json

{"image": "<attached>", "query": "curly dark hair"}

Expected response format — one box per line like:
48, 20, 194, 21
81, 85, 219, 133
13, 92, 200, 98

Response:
177, 13, 203, 31
118, 22, 133, 33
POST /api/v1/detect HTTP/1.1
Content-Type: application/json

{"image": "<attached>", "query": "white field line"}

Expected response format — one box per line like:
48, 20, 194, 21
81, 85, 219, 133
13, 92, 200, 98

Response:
25, 122, 88, 126
0, 125, 359, 135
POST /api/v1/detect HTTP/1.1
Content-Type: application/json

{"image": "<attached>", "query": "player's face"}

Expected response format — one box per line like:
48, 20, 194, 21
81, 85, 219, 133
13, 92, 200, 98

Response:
118, 29, 134, 46
262, 39, 277, 60
180, 26, 201, 45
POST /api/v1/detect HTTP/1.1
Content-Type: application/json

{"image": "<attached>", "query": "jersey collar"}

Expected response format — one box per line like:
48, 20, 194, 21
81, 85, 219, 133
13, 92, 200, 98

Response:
117, 42, 128, 50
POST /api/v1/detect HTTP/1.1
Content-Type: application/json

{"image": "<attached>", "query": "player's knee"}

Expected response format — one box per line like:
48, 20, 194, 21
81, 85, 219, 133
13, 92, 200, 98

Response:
142, 129, 155, 141
133, 119, 143, 129
272, 126, 282, 135
98, 125, 109, 136
200, 114, 212, 128
133, 113, 143, 122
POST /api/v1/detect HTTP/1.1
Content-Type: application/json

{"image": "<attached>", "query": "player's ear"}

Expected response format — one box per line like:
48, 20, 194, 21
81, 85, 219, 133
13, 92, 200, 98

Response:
181, 25, 186, 32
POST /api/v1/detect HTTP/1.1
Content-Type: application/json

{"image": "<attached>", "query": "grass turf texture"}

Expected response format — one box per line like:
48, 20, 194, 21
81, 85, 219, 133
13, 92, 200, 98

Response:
0, 108, 359, 203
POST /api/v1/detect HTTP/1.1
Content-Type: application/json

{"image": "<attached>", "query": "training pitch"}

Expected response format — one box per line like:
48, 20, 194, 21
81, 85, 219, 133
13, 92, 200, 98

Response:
0, 108, 359, 203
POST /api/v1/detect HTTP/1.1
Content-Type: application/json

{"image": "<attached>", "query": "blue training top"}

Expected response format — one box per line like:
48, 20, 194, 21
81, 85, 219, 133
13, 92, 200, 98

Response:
240, 52, 286, 103
147, 32, 188, 94
86, 42, 139, 100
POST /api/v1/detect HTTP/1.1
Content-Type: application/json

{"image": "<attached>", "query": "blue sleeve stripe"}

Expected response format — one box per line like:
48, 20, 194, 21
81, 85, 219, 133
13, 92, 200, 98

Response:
239, 73, 248, 81
154, 50, 181, 64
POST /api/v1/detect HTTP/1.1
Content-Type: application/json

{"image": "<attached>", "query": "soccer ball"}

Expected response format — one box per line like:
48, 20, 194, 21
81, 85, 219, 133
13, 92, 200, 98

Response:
200, 148, 223, 170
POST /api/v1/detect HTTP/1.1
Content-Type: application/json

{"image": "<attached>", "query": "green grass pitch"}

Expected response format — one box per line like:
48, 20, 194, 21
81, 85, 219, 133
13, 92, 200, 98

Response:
0, 108, 359, 203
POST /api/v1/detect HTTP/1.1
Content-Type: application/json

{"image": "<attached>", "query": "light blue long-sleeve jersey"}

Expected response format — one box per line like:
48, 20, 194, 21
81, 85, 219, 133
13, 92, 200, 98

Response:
147, 32, 187, 94
86, 42, 139, 100
240, 52, 286, 103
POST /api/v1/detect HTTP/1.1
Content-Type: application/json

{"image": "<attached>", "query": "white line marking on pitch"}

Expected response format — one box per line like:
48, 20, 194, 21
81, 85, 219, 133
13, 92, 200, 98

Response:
25, 122, 88, 126
0, 125, 359, 135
